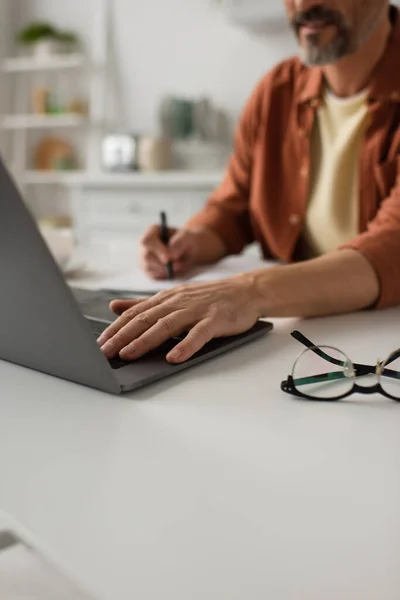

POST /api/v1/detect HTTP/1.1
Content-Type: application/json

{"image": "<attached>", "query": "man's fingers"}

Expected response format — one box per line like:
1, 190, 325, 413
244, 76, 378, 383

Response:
171, 259, 194, 277
100, 303, 177, 358
148, 238, 170, 264
166, 319, 215, 364
119, 309, 191, 360
109, 299, 145, 316
169, 230, 192, 261
142, 253, 172, 280
140, 225, 171, 264
142, 251, 192, 279
140, 227, 194, 275
97, 296, 159, 346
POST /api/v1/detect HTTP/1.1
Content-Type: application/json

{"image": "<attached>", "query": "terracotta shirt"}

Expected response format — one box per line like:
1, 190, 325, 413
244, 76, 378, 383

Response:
186, 6, 400, 309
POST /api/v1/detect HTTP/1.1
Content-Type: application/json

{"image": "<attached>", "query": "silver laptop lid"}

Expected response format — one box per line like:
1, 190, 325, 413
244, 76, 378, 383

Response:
0, 159, 120, 394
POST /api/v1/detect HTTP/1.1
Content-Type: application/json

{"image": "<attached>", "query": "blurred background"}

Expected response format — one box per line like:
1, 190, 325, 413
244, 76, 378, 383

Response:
0, 0, 297, 270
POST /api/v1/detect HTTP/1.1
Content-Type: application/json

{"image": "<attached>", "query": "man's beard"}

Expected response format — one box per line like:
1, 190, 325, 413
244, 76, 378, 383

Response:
292, 4, 353, 66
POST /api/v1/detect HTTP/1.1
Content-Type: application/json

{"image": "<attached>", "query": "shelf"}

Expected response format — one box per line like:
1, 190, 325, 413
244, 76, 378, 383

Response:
1, 54, 87, 73
1, 114, 86, 130
67, 171, 224, 189
23, 171, 86, 185
23, 170, 224, 189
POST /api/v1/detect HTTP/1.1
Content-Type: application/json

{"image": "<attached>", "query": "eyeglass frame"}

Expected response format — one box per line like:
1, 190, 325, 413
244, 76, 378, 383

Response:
281, 330, 400, 402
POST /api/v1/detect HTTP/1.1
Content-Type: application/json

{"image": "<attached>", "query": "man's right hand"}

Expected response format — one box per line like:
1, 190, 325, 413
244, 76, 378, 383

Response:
139, 225, 228, 280
139, 226, 202, 279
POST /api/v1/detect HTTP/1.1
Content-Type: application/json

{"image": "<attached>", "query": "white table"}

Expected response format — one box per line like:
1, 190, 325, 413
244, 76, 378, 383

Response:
0, 307, 400, 600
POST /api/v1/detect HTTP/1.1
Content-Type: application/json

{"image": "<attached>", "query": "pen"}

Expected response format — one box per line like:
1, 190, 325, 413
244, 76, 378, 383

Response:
160, 211, 174, 280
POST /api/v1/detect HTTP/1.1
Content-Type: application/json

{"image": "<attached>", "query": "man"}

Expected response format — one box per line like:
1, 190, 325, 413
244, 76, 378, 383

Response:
97, 0, 400, 365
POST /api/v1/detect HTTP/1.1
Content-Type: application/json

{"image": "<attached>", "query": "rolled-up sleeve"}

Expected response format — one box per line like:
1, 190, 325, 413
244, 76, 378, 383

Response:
341, 158, 400, 308
185, 77, 268, 255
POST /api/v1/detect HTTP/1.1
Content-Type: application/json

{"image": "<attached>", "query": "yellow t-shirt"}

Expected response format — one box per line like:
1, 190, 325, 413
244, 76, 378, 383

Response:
304, 88, 370, 256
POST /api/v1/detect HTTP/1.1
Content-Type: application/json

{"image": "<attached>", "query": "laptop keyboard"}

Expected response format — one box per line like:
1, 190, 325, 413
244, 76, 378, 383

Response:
89, 321, 112, 340
88, 320, 133, 370
88, 319, 182, 370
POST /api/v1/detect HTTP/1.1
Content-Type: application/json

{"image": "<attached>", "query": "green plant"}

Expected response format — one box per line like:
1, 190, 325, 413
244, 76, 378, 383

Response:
17, 22, 57, 45
16, 23, 80, 49
55, 30, 80, 47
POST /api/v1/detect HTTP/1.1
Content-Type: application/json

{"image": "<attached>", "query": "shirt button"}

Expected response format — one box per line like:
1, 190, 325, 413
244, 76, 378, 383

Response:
289, 213, 301, 226
299, 127, 307, 138
300, 165, 309, 179
309, 98, 320, 109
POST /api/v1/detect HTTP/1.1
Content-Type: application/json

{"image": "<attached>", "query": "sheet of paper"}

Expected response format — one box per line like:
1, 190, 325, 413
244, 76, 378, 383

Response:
98, 264, 196, 294
98, 254, 276, 294
189, 255, 276, 283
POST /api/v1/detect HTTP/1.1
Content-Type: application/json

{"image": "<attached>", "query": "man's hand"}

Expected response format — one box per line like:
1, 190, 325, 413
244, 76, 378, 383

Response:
97, 275, 262, 364
97, 249, 380, 365
139, 225, 228, 280
139, 226, 201, 280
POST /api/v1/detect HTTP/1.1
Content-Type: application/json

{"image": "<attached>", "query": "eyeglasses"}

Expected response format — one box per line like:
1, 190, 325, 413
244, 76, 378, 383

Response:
281, 331, 400, 402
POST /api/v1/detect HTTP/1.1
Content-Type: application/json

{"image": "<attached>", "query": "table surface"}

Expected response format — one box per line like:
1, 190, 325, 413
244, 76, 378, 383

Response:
0, 305, 400, 600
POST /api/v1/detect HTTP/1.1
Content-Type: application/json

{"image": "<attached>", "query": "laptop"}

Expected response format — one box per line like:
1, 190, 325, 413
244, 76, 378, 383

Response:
0, 160, 273, 394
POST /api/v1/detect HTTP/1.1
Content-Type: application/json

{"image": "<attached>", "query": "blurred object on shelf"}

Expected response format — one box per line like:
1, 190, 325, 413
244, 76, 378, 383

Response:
32, 88, 88, 116
194, 100, 231, 144
32, 39, 59, 59
67, 98, 88, 116
173, 139, 230, 171
16, 22, 58, 58
16, 21, 81, 58
56, 30, 81, 54
101, 134, 139, 172
33, 136, 78, 171
159, 95, 230, 144
46, 92, 62, 114
159, 96, 195, 140
137, 136, 172, 172
193, 98, 217, 140
52, 154, 76, 171
32, 86, 50, 114
38, 216, 75, 268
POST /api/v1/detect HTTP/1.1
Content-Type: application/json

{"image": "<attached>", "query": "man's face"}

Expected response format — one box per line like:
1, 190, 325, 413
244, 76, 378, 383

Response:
284, 1, 387, 66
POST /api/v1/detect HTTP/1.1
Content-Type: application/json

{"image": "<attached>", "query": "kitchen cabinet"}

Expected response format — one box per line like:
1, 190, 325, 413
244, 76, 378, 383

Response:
68, 172, 223, 248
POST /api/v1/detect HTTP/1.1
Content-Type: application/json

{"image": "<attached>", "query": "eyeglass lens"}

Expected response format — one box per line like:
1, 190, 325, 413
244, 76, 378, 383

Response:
380, 351, 400, 399
292, 345, 355, 399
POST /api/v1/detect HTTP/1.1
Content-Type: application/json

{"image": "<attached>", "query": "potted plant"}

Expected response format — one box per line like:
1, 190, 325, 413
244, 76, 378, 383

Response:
16, 22, 59, 58
55, 30, 81, 54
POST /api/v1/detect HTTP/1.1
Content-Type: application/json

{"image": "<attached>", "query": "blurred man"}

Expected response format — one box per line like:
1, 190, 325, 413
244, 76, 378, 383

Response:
98, 1, 400, 364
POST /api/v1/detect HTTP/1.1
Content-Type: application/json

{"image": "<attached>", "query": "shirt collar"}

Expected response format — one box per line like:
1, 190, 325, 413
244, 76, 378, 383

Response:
296, 4, 400, 107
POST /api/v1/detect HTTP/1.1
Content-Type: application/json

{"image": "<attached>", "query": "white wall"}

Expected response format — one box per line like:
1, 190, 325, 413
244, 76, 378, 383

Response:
17, 0, 297, 133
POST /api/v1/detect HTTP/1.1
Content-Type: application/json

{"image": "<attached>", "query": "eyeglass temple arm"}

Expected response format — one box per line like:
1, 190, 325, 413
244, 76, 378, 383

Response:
377, 348, 400, 379
381, 349, 400, 367
291, 331, 377, 375
291, 331, 350, 367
